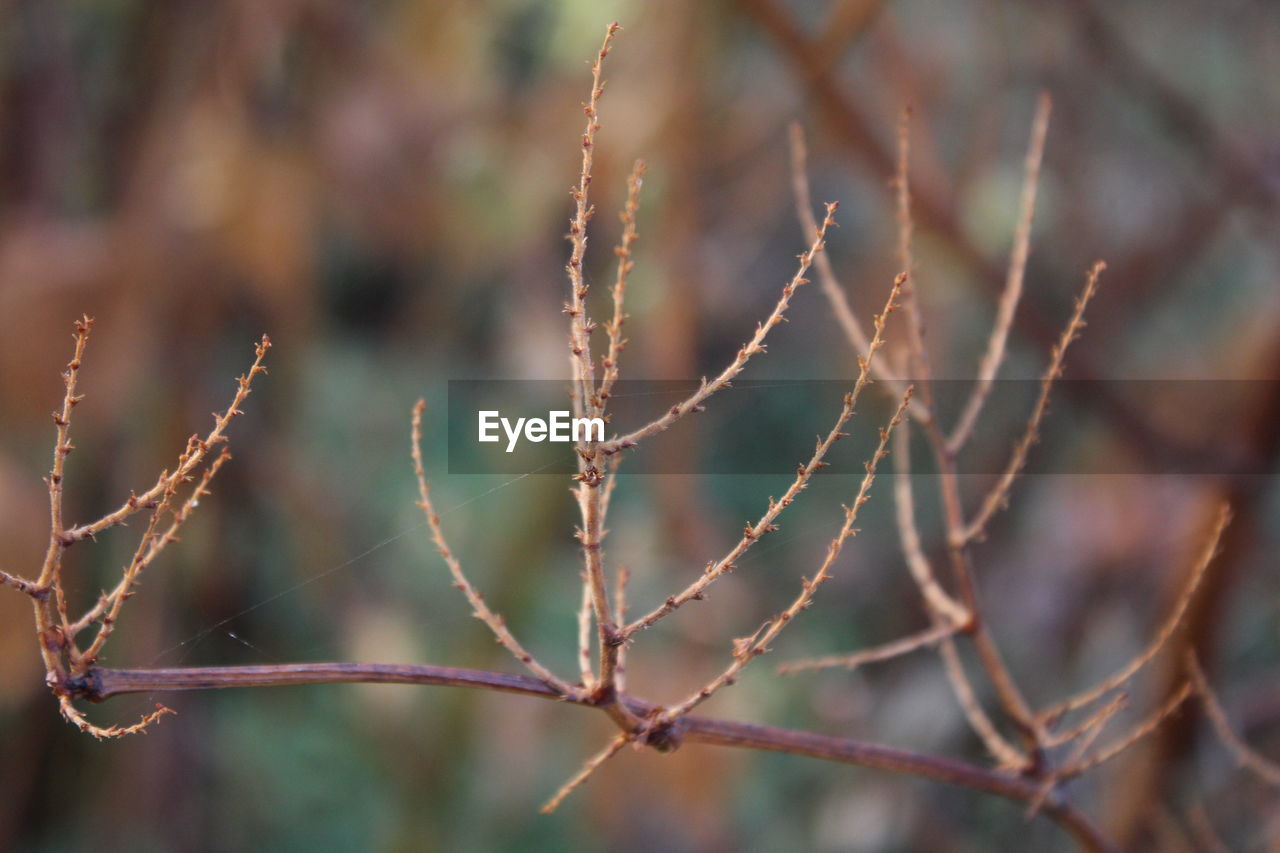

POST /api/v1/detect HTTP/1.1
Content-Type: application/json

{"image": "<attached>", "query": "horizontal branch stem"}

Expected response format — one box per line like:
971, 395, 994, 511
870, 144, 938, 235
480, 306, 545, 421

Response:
86, 663, 1114, 852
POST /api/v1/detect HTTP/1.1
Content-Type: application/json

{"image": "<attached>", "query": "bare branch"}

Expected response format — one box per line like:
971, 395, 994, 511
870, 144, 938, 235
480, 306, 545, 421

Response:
601, 203, 840, 453
69, 449, 232, 640
891, 420, 969, 626
598, 159, 646, 408
661, 386, 913, 720
86, 662, 1118, 851
623, 271, 903, 637
411, 400, 579, 698
540, 732, 631, 813
947, 93, 1052, 454
963, 261, 1106, 544
565, 22, 621, 419
65, 335, 271, 543
58, 695, 175, 740
788, 123, 928, 423
777, 622, 957, 675
1040, 504, 1230, 722
1059, 681, 1193, 780
1186, 650, 1280, 786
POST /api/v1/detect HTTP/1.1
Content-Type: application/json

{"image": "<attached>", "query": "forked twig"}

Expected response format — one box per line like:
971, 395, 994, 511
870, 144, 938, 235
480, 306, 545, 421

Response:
1058, 681, 1193, 780
1029, 691, 1128, 817
69, 449, 233, 640
24, 322, 270, 737
1045, 689, 1130, 749
63, 336, 270, 543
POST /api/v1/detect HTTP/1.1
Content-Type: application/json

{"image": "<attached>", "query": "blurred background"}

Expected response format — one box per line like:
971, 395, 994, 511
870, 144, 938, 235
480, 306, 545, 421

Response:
0, 0, 1277, 850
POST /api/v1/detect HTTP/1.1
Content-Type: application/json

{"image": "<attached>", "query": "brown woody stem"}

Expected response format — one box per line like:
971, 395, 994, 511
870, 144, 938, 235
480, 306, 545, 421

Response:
84, 663, 1115, 852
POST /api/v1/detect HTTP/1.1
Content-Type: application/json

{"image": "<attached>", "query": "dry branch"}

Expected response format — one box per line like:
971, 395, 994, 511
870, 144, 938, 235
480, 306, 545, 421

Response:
412, 400, 579, 698
947, 93, 1052, 454
600, 203, 839, 454
1039, 504, 1230, 722
660, 386, 913, 721
1186, 650, 1280, 786
623, 271, 904, 637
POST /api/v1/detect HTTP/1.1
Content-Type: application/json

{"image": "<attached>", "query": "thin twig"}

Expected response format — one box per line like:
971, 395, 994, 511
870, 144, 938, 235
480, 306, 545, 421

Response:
64, 335, 270, 543
891, 420, 969, 626
411, 400, 578, 697
1045, 689, 1129, 749
578, 578, 595, 689
661, 386, 913, 721
614, 565, 629, 693
565, 22, 621, 419
598, 159, 646, 408
69, 449, 232, 639
947, 93, 1052, 454
1029, 691, 1127, 817
623, 271, 903, 637
891, 415, 1021, 767
600, 204, 839, 453
540, 732, 631, 813
1186, 650, 1280, 786
894, 108, 935, 412
76, 463, 182, 667
1040, 504, 1230, 722
787, 124, 869, 357
963, 261, 1106, 544
37, 314, 92, 588
58, 695, 175, 741
1060, 681, 1193, 780
35, 315, 95, 672
937, 637, 1026, 770
788, 124, 927, 423
777, 622, 956, 674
